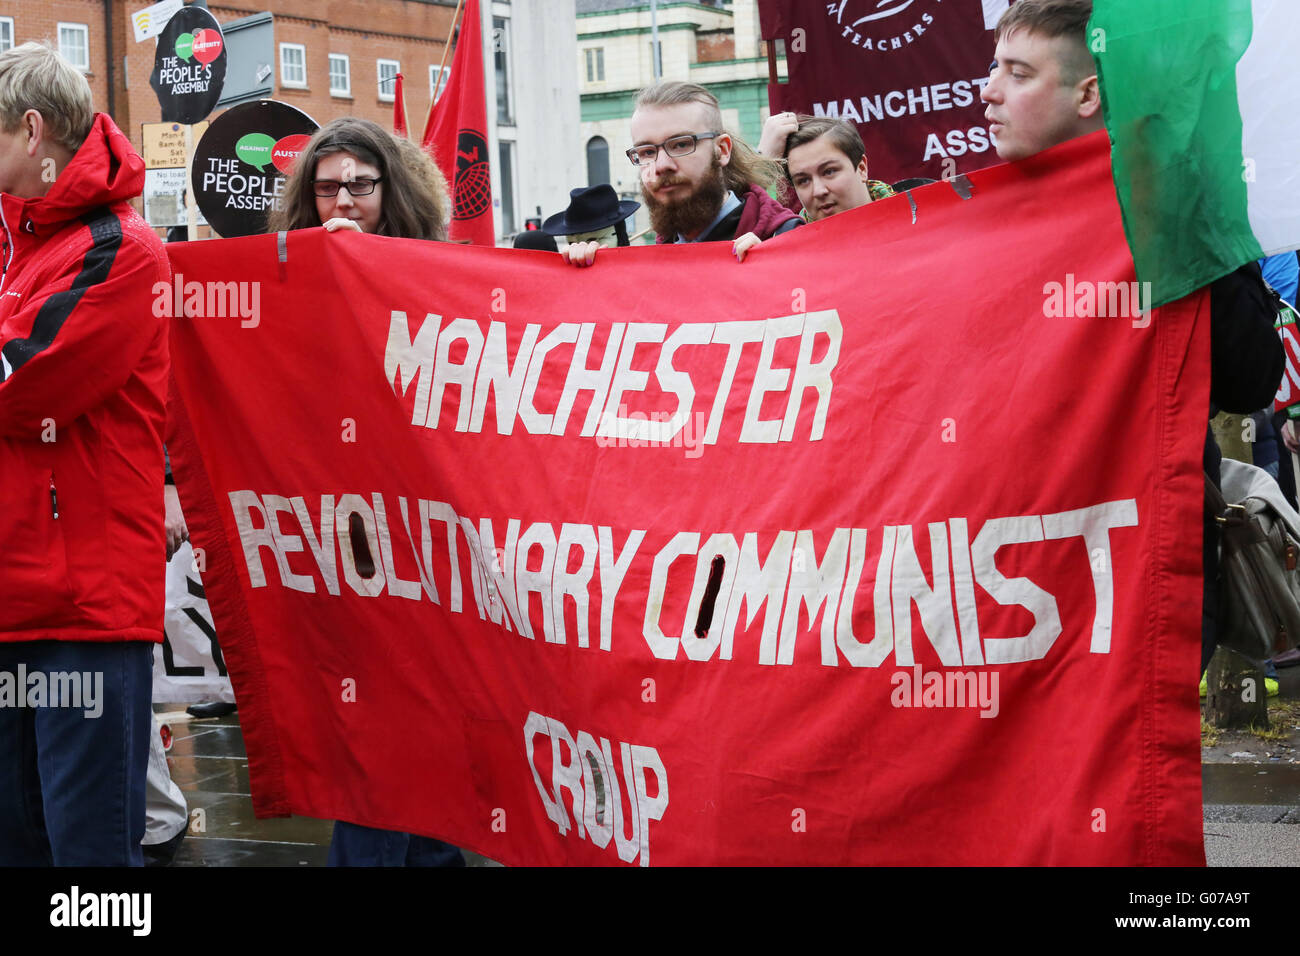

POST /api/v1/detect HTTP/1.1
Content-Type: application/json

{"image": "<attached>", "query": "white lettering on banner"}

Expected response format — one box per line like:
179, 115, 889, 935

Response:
226, 491, 1141, 670
890, 523, 960, 667
524, 711, 667, 866
383, 311, 842, 446
812, 76, 992, 125
921, 126, 994, 161
809, 73, 996, 167
828, 6, 939, 53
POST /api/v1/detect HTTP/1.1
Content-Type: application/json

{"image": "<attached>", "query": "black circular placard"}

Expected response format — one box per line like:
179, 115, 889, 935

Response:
192, 100, 318, 238
150, 6, 228, 125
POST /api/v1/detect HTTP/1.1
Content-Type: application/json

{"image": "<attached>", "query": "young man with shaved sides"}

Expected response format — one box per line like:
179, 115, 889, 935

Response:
982, 0, 1284, 675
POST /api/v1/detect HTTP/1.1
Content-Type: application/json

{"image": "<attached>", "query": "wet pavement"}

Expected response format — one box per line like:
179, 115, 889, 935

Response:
157, 707, 499, 867
1199, 674, 1300, 866
1203, 764, 1300, 865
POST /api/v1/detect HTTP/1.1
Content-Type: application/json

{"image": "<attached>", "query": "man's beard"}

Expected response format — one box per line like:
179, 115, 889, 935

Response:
642, 153, 728, 239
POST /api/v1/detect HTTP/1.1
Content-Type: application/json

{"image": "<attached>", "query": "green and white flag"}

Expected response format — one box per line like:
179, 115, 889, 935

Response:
1092, 0, 1299, 307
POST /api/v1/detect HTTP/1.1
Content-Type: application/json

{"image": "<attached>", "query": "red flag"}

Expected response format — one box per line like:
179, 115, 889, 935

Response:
392, 72, 408, 138
422, 0, 494, 246
166, 133, 1208, 865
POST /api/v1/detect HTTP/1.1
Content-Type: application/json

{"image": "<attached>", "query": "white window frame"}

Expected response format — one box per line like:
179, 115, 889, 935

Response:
430, 64, 449, 101
585, 47, 604, 83
57, 23, 89, 72
497, 136, 516, 236
0, 18, 15, 54
493, 17, 513, 126
280, 43, 307, 89
377, 59, 400, 102
329, 53, 351, 97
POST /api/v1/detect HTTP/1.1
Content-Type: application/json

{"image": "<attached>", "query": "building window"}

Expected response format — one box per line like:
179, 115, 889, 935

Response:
0, 18, 14, 54
498, 139, 515, 235
586, 137, 609, 186
377, 59, 399, 102
584, 48, 605, 83
280, 43, 306, 89
493, 18, 512, 126
329, 54, 350, 97
57, 23, 89, 72
430, 65, 449, 101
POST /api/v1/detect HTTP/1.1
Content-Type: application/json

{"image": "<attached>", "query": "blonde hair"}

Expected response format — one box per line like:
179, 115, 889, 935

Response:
634, 81, 788, 199
0, 42, 93, 154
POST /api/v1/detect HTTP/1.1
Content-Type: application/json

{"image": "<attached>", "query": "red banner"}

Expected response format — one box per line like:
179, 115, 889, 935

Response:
166, 132, 1206, 865
422, 0, 493, 246
759, 0, 1010, 184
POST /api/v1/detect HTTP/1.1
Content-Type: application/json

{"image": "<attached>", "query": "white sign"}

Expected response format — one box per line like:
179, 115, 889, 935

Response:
153, 542, 233, 704
144, 168, 208, 228
132, 0, 185, 43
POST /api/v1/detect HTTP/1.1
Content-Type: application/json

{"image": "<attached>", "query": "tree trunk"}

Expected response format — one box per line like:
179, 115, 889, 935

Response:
1206, 645, 1269, 729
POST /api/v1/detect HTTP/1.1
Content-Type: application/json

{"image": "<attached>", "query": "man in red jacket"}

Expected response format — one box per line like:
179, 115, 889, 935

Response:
564, 81, 800, 266
0, 43, 170, 865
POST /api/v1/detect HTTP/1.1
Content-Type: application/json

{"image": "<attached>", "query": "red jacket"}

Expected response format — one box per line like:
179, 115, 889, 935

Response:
0, 113, 170, 643
733, 183, 802, 240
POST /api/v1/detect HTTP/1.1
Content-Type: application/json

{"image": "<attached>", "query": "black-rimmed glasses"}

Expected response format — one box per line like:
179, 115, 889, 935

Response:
312, 177, 384, 198
626, 133, 721, 166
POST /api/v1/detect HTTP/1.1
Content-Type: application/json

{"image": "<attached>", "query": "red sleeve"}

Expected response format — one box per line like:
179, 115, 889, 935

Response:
0, 218, 169, 438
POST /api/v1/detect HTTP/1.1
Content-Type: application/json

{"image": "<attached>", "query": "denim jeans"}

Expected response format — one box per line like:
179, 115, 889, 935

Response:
328, 820, 465, 867
0, 640, 153, 866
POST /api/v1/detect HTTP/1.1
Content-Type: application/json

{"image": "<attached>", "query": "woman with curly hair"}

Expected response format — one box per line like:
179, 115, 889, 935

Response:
268, 116, 448, 240
269, 116, 461, 867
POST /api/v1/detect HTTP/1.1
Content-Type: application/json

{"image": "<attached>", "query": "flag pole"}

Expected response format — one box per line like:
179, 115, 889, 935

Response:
431, 0, 465, 108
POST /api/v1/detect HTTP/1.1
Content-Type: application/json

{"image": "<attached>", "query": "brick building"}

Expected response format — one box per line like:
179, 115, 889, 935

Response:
0, 0, 583, 241
2, 1, 455, 160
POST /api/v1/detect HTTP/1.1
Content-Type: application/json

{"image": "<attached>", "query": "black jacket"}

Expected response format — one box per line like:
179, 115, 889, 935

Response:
1209, 261, 1285, 415
1203, 261, 1285, 671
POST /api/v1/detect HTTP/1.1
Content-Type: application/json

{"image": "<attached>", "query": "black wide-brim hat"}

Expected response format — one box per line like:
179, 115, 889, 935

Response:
542, 184, 640, 236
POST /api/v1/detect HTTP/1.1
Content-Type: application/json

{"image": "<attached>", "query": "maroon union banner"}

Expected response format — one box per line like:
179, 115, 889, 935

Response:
759, 0, 1011, 183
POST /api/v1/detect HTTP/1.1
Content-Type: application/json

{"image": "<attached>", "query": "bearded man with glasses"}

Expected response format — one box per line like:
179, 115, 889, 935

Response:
564, 81, 800, 266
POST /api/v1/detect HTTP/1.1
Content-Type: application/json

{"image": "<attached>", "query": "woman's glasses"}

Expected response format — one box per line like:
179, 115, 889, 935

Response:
312, 177, 384, 198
